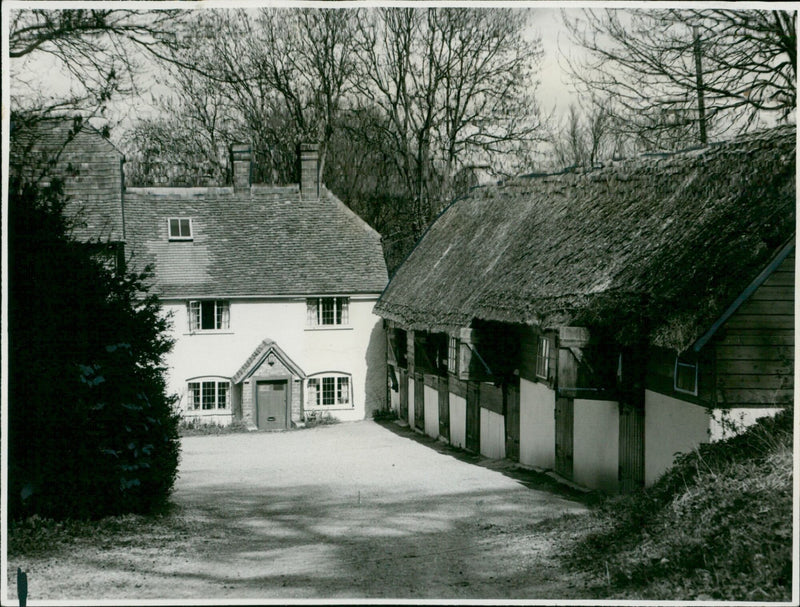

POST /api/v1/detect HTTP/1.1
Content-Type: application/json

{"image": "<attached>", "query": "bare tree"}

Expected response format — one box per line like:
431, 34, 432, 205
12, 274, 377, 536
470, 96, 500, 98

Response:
562, 8, 796, 149
9, 8, 184, 115
355, 7, 544, 231
548, 101, 615, 171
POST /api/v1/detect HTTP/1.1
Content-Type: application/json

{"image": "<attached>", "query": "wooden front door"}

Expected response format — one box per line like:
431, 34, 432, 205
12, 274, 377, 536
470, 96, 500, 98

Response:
465, 382, 480, 453
257, 380, 288, 430
618, 402, 645, 492
555, 397, 574, 479
505, 382, 520, 462
399, 369, 408, 421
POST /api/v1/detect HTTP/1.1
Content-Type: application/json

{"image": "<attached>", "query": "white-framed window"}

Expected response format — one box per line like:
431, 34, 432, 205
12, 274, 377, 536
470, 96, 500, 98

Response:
674, 357, 699, 396
187, 379, 229, 410
448, 336, 460, 374
306, 297, 349, 326
306, 374, 351, 407
536, 335, 550, 380
168, 218, 193, 240
188, 300, 230, 331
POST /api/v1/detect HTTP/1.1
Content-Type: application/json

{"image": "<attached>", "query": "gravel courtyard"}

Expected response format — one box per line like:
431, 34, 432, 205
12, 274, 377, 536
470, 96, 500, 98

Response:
8, 420, 598, 601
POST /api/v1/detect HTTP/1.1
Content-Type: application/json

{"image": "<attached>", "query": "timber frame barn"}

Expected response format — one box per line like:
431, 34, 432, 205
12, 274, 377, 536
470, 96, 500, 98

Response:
375, 125, 795, 492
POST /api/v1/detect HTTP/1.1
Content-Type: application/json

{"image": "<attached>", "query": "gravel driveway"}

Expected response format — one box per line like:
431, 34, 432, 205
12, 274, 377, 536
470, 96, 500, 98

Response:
8, 420, 597, 601
171, 420, 592, 599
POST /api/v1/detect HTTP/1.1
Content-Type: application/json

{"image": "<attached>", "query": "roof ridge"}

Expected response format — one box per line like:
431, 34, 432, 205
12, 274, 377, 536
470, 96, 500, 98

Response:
512, 124, 795, 185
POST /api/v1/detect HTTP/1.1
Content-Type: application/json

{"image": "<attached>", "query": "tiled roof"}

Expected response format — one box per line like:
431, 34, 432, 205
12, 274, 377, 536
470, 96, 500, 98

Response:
231, 339, 306, 383
375, 126, 796, 351
124, 185, 388, 298
10, 118, 125, 242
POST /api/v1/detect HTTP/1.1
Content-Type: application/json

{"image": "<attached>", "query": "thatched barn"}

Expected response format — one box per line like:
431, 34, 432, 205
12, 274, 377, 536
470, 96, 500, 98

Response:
375, 125, 795, 492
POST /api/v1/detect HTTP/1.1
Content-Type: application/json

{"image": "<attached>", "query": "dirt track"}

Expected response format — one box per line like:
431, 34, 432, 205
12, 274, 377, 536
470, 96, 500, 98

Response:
7, 420, 599, 601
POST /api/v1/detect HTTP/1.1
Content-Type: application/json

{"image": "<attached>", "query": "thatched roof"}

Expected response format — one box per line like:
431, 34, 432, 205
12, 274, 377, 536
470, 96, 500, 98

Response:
375, 126, 796, 351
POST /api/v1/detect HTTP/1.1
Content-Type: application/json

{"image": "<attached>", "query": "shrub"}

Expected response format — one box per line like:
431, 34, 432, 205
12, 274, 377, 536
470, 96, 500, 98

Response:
566, 407, 793, 601
7, 175, 180, 520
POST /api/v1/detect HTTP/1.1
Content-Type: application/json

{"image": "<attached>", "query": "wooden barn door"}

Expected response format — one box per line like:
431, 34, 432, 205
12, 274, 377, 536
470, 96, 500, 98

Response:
505, 382, 520, 461
618, 403, 644, 492
398, 369, 408, 422
438, 376, 450, 441
554, 397, 574, 479
465, 382, 480, 453
414, 372, 424, 431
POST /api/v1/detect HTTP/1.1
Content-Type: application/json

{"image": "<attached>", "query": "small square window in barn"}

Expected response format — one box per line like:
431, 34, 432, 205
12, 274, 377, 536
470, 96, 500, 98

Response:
674, 357, 698, 396
168, 217, 193, 240
536, 336, 550, 380
448, 337, 459, 375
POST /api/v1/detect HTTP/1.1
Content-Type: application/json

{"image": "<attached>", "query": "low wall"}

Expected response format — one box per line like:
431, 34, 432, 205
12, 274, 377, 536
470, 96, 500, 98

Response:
709, 407, 784, 441
644, 389, 711, 485
519, 378, 555, 469
449, 393, 467, 449
424, 384, 440, 439
480, 408, 506, 459
573, 399, 619, 492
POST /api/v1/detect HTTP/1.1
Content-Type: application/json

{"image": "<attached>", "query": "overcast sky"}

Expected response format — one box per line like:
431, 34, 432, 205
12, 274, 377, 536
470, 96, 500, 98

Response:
7, 2, 584, 143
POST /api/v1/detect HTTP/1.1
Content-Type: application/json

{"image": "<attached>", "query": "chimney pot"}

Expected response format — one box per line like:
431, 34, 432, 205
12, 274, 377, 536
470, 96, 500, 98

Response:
298, 142, 320, 199
231, 143, 251, 190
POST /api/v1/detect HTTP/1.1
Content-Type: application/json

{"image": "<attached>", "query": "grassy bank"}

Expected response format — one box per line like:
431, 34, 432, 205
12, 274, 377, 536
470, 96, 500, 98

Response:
562, 407, 793, 601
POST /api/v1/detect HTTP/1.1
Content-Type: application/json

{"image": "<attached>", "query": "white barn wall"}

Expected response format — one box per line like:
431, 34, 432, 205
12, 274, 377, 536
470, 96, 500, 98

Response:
644, 390, 711, 485
573, 399, 619, 492
390, 380, 400, 412
449, 393, 466, 448
164, 297, 384, 422
709, 407, 783, 441
424, 384, 439, 438
520, 378, 555, 469
480, 409, 506, 459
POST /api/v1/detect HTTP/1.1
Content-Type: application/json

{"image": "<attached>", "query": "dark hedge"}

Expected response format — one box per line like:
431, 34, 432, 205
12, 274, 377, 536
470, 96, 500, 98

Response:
8, 176, 180, 520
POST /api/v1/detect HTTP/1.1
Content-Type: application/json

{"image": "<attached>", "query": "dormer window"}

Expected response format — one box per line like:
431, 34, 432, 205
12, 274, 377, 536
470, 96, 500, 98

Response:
169, 218, 193, 241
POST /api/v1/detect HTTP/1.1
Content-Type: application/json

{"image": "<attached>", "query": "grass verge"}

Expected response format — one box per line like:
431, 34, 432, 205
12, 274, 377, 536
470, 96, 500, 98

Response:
560, 407, 793, 601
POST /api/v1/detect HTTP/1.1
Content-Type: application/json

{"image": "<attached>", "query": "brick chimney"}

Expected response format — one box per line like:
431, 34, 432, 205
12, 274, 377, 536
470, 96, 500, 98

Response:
230, 143, 251, 191
298, 142, 319, 199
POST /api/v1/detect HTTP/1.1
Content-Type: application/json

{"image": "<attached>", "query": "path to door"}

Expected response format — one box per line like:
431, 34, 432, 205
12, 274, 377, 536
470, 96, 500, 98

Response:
8, 421, 599, 601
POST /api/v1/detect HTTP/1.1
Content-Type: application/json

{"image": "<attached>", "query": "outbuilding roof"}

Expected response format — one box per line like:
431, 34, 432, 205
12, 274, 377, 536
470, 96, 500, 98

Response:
11, 117, 388, 299
10, 117, 125, 242
375, 125, 796, 351
124, 185, 388, 298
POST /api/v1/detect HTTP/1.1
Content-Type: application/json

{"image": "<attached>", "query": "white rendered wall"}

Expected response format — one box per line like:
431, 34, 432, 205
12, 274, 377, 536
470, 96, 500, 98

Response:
709, 407, 783, 441
408, 376, 415, 427
573, 399, 619, 492
449, 393, 466, 449
163, 297, 385, 422
480, 408, 506, 460
644, 390, 711, 485
424, 385, 439, 438
520, 378, 555, 469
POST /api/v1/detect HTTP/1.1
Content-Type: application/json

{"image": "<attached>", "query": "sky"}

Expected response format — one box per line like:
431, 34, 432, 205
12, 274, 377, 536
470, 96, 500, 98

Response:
5, 2, 584, 145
